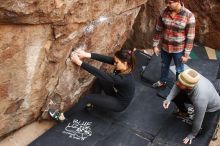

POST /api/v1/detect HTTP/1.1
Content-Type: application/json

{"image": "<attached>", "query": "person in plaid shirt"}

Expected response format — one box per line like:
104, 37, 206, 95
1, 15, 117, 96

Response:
152, 0, 195, 88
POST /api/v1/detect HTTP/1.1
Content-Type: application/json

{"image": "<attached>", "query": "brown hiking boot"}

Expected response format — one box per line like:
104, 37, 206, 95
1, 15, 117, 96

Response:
176, 111, 189, 118
173, 108, 189, 118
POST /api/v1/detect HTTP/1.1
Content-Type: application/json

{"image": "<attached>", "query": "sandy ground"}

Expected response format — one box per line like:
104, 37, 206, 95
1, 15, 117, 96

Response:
209, 121, 220, 146
0, 120, 219, 146
0, 121, 56, 146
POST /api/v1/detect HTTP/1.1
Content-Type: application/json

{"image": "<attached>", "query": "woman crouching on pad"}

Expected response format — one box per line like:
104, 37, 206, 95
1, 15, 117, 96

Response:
49, 49, 136, 121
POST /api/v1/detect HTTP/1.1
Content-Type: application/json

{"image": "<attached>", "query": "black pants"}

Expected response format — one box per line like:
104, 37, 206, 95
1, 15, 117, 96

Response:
65, 79, 125, 117
173, 92, 220, 135
195, 110, 220, 136
173, 91, 192, 113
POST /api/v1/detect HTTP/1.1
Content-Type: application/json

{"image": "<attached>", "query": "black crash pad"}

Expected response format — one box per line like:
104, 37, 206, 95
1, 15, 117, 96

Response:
152, 111, 219, 146
133, 50, 151, 81
192, 45, 209, 59
30, 111, 113, 146
30, 82, 172, 146
29, 50, 219, 146
116, 82, 174, 140
141, 54, 175, 84
94, 124, 150, 146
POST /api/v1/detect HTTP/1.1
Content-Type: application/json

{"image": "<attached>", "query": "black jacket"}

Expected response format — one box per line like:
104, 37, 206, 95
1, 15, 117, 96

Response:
81, 53, 135, 106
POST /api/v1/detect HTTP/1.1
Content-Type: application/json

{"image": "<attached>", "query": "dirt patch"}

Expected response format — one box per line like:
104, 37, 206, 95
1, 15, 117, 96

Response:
0, 121, 56, 146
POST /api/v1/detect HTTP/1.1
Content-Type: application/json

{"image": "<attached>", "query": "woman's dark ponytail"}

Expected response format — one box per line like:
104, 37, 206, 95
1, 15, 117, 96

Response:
114, 48, 136, 70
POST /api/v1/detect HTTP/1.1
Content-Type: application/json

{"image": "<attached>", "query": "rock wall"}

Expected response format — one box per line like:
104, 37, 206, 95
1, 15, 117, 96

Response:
123, 0, 163, 49
184, 0, 220, 50
124, 0, 220, 50
0, 0, 147, 138
1, 0, 219, 139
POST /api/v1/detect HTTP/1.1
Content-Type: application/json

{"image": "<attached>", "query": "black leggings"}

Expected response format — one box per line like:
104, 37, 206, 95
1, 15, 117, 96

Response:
65, 79, 125, 117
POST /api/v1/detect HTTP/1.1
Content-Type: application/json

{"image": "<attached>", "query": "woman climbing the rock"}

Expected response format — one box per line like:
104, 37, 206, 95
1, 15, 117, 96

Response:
49, 48, 136, 121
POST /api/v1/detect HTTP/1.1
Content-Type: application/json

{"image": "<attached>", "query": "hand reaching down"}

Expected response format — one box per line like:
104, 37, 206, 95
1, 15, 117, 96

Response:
163, 100, 170, 109
183, 135, 194, 145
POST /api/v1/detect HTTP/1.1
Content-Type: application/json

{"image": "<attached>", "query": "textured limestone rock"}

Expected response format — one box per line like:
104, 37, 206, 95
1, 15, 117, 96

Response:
41, 7, 141, 119
1, 0, 219, 139
0, 25, 52, 137
0, 0, 147, 138
184, 0, 220, 50
0, 0, 146, 24
123, 0, 164, 49
125, 0, 220, 50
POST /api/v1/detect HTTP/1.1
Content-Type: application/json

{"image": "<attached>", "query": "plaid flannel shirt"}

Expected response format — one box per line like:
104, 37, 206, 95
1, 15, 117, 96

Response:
153, 7, 195, 57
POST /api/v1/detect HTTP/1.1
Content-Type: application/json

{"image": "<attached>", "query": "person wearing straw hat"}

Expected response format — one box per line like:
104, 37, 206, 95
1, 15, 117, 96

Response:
163, 68, 220, 144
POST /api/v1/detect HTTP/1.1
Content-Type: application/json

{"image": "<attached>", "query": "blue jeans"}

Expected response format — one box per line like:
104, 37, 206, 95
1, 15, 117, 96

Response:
160, 49, 184, 83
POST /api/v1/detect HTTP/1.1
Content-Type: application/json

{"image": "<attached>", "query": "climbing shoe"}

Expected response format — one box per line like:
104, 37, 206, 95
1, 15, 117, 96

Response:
85, 103, 94, 112
48, 109, 65, 122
